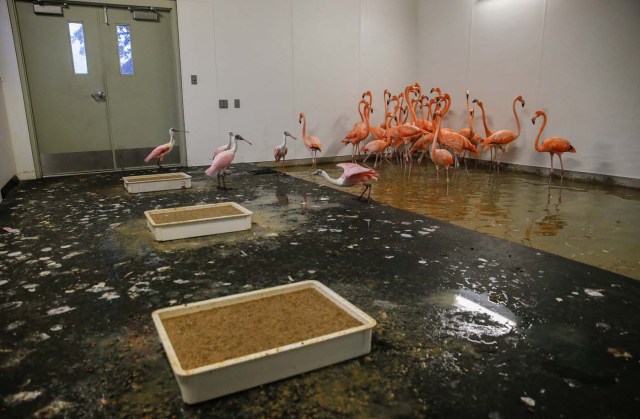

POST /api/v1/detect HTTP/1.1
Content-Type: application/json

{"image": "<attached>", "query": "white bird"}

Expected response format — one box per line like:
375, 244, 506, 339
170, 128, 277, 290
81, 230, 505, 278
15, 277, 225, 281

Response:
274, 131, 297, 174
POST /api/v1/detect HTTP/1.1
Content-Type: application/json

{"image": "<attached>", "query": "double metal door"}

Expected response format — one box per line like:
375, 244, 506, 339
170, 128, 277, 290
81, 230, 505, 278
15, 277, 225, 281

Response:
14, 0, 184, 175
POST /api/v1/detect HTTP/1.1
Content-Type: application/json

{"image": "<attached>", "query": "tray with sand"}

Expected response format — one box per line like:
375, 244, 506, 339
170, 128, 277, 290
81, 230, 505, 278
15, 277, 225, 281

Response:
144, 202, 252, 241
151, 280, 376, 404
123, 172, 192, 193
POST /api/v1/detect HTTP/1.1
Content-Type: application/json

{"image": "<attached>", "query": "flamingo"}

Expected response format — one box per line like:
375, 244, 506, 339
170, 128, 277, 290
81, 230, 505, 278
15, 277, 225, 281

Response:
144, 128, 188, 168
212, 131, 234, 160
472, 98, 496, 162
482, 95, 525, 168
205, 134, 252, 189
409, 132, 434, 164
532, 110, 576, 178
361, 111, 394, 167
430, 111, 454, 182
379, 89, 392, 128
458, 108, 483, 147
298, 112, 322, 168
343, 100, 371, 162
313, 163, 379, 202
274, 131, 297, 174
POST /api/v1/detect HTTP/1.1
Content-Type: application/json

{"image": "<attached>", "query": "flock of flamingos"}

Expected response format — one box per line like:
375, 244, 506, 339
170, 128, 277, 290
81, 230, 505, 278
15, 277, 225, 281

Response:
144, 82, 576, 199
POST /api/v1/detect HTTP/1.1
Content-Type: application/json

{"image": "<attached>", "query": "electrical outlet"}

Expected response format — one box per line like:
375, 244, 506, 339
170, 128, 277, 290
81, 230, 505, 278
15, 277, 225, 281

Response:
234, 99, 240, 108
219, 99, 228, 109
191, 75, 197, 85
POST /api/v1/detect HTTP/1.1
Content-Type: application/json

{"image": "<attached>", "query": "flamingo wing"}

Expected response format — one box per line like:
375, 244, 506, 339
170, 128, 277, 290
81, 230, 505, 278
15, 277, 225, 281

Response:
144, 143, 170, 162
484, 130, 515, 146
542, 137, 575, 153
304, 135, 322, 151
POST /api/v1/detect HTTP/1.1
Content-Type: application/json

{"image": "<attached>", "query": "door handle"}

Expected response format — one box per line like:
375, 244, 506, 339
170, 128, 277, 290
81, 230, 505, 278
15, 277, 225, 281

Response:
91, 90, 106, 101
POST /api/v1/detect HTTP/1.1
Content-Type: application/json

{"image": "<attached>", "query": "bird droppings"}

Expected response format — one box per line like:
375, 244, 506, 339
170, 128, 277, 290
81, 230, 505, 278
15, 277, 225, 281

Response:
584, 288, 605, 297
46, 306, 75, 316
99, 292, 120, 301
50, 325, 63, 332
3, 390, 43, 405
520, 396, 536, 408
6, 320, 26, 331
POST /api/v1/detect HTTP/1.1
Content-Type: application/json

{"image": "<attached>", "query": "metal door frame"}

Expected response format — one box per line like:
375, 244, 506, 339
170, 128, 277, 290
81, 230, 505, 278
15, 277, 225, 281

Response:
7, 0, 186, 177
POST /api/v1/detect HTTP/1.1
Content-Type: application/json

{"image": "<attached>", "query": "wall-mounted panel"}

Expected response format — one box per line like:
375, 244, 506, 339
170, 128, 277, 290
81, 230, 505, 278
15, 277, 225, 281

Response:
292, 0, 361, 159
212, 0, 294, 164
468, 0, 546, 164
537, 0, 640, 178
418, 0, 472, 129
177, 0, 220, 167
361, 0, 419, 128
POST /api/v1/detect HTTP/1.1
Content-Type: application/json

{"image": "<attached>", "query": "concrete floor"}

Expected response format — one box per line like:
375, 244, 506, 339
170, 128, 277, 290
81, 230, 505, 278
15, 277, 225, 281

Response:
1, 164, 638, 418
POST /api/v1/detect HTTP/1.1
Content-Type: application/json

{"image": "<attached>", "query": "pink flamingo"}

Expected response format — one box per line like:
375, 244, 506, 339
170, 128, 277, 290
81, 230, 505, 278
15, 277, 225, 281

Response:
274, 131, 297, 174
361, 111, 394, 167
212, 131, 234, 160
313, 163, 379, 202
343, 101, 371, 162
482, 95, 525, 168
532, 110, 576, 178
205, 134, 252, 189
430, 111, 454, 182
298, 112, 322, 168
144, 128, 188, 168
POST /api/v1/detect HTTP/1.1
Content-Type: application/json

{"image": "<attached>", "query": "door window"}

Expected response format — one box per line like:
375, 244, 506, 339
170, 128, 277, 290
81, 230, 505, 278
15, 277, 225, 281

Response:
116, 25, 134, 75
68, 22, 88, 74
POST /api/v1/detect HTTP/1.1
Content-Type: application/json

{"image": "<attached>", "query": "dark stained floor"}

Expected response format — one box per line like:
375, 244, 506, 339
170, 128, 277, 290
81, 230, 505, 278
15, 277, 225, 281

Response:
1, 164, 638, 418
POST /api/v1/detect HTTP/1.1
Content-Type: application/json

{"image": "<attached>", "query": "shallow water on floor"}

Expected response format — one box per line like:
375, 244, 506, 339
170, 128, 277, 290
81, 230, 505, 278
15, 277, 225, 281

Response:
287, 162, 640, 280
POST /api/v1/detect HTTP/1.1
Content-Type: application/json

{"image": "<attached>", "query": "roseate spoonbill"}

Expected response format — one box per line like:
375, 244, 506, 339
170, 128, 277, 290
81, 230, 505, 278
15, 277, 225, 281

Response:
205, 134, 252, 189
430, 111, 453, 182
213, 131, 234, 160
532, 110, 576, 178
274, 131, 297, 174
298, 112, 322, 168
144, 128, 188, 168
482, 95, 525, 168
313, 163, 379, 202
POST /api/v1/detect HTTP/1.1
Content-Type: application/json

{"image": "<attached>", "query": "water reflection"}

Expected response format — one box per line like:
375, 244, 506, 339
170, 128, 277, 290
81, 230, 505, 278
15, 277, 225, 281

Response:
288, 162, 640, 280
427, 289, 518, 344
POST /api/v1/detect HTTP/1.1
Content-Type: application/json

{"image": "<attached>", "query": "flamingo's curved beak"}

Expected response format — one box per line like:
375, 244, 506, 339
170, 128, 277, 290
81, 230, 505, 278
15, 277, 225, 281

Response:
532, 117, 536, 125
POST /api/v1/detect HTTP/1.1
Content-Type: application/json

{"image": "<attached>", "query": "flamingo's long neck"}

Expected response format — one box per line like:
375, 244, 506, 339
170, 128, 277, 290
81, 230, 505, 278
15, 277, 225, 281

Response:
405, 86, 418, 124
513, 98, 522, 139
364, 105, 371, 131
441, 94, 451, 117
301, 115, 307, 139
478, 103, 491, 137
357, 100, 365, 122
534, 113, 546, 152
468, 110, 475, 138
431, 115, 441, 157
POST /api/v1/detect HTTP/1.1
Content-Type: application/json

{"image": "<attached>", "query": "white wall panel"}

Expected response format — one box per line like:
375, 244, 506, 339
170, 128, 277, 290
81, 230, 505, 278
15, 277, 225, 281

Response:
0, 83, 17, 194
537, 0, 640, 178
418, 0, 472, 129
468, 0, 546, 164
361, 0, 419, 128
212, 0, 294, 164
292, 0, 361, 159
177, 0, 219, 167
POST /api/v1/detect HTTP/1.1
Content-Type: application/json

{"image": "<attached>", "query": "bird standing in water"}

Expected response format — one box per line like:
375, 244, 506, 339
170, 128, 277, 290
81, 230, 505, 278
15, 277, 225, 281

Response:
274, 131, 297, 174
205, 134, 252, 189
532, 110, 576, 178
299, 112, 323, 168
313, 163, 379, 202
144, 128, 188, 168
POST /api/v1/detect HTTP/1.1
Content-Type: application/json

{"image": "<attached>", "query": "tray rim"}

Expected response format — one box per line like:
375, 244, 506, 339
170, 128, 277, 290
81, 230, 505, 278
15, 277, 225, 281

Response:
152, 280, 376, 377
144, 202, 253, 227
122, 172, 192, 184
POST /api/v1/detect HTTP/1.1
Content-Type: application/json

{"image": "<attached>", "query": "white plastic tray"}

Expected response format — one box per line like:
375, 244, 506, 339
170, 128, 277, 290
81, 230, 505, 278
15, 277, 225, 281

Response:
151, 280, 376, 404
123, 172, 191, 193
144, 202, 252, 241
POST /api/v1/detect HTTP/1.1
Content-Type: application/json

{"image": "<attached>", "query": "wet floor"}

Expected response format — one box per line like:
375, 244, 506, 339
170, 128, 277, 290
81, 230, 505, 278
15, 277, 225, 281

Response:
1, 164, 639, 417
287, 161, 640, 280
